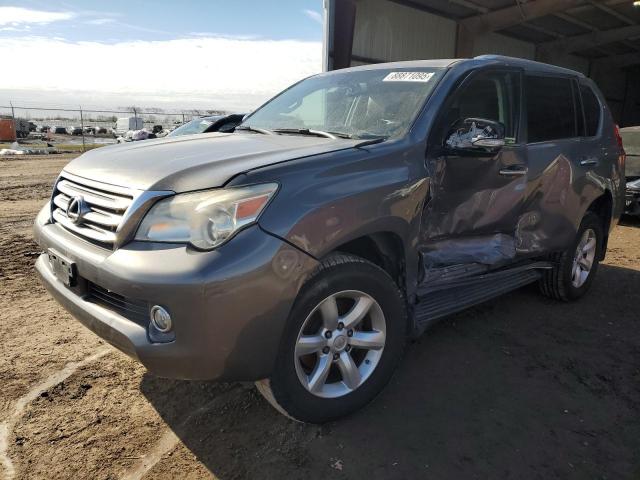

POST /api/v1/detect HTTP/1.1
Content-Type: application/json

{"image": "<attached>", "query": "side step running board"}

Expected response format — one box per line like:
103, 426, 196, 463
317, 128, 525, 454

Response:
414, 262, 552, 334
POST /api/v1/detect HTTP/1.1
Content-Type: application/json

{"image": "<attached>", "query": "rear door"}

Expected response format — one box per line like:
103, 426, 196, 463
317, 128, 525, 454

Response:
520, 74, 584, 255
421, 68, 527, 269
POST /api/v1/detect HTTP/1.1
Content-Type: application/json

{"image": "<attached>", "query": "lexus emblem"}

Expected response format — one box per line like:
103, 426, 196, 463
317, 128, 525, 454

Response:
66, 196, 88, 225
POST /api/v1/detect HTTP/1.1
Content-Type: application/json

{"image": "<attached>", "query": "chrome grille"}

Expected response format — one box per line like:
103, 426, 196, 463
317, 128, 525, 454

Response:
51, 174, 135, 246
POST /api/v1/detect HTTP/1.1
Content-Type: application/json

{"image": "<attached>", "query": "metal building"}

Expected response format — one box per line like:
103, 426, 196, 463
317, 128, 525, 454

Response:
323, 0, 640, 126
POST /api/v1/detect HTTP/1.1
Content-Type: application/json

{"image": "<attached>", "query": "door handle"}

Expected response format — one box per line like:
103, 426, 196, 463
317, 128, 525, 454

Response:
499, 165, 528, 176
580, 158, 599, 167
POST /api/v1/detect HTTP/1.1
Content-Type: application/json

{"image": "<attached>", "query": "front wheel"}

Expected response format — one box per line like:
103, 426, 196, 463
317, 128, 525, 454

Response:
256, 254, 407, 423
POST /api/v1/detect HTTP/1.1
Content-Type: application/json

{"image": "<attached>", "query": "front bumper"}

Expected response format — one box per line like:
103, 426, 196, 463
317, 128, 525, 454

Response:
34, 205, 318, 380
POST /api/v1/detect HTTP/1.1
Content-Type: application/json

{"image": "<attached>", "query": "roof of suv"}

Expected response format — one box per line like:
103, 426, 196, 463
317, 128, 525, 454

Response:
338, 55, 586, 78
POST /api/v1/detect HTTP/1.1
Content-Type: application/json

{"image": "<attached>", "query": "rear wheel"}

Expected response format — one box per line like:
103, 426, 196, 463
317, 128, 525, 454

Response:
539, 212, 603, 301
256, 254, 407, 423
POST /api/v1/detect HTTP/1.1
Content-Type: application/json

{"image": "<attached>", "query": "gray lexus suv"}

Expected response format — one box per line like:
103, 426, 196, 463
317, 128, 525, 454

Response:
34, 55, 625, 423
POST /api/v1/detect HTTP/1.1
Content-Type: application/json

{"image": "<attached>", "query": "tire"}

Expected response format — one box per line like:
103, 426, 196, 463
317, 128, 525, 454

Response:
539, 211, 603, 301
256, 253, 407, 423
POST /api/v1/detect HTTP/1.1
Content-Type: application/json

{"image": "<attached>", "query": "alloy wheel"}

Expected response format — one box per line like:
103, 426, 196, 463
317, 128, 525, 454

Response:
294, 290, 386, 398
571, 228, 597, 288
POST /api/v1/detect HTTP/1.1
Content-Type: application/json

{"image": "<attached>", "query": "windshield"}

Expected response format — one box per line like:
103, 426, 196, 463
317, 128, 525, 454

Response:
243, 67, 444, 139
169, 117, 219, 137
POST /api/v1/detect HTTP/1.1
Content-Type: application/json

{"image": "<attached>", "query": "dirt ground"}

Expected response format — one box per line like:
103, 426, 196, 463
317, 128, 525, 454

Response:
1, 154, 639, 480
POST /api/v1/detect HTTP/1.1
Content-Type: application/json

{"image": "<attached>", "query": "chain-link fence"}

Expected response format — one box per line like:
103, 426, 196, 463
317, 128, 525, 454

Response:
0, 103, 227, 151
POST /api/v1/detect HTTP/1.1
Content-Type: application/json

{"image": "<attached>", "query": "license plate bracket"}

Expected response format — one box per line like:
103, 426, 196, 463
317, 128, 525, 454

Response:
48, 249, 76, 287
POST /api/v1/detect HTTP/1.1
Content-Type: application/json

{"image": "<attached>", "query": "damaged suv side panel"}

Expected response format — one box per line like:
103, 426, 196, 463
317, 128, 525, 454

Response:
519, 76, 621, 256
251, 58, 623, 315
421, 65, 620, 276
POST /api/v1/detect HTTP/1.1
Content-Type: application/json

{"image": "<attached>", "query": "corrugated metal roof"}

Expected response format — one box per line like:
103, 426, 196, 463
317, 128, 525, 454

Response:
387, 0, 640, 66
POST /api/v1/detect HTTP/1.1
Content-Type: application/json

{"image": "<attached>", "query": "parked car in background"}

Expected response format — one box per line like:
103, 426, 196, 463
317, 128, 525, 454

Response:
84, 126, 95, 135
167, 114, 246, 137
114, 117, 144, 137
96, 126, 108, 135
28, 121, 37, 132
34, 56, 625, 423
116, 129, 156, 143
621, 126, 640, 216
52, 126, 67, 135
68, 126, 83, 136
14, 119, 31, 138
38, 125, 51, 133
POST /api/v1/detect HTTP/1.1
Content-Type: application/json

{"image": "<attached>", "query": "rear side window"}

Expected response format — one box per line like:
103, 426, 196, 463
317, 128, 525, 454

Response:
580, 84, 601, 136
526, 75, 577, 143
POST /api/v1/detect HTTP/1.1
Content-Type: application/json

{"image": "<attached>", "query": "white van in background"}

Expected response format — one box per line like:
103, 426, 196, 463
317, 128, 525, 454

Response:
114, 117, 144, 137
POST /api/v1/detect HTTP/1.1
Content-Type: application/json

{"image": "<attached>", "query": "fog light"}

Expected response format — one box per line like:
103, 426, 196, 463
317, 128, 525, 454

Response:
150, 305, 172, 333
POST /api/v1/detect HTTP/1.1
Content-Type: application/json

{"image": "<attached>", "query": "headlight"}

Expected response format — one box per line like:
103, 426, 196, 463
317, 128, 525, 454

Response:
135, 183, 278, 250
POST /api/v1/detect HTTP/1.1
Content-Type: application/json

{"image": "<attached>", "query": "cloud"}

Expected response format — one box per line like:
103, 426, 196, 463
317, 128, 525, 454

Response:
112, 21, 172, 36
0, 36, 322, 112
85, 18, 116, 26
82, 15, 170, 35
188, 32, 259, 40
0, 26, 30, 32
0, 7, 74, 27
303, 9, 324, 25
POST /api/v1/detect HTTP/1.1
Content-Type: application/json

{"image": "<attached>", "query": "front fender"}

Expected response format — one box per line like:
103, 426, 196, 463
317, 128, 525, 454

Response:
230, 141, 429, 296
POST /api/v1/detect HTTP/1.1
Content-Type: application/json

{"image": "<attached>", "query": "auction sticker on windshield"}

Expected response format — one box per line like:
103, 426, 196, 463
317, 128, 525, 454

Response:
383, 72, 435, 82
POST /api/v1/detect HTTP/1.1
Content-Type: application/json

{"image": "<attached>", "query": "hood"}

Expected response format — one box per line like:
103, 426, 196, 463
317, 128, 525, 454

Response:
63, 132, 363, 192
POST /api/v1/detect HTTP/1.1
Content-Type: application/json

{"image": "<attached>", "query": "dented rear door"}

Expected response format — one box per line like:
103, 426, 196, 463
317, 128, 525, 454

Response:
518, 74, 585, 255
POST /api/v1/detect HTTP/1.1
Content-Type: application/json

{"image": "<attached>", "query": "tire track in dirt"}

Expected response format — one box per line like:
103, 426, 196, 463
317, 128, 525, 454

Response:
0, 348, 111, 479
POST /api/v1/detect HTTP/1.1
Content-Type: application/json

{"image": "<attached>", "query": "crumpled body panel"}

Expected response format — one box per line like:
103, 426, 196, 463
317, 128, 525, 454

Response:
419, 146, 526, 273
421, 233, 515, 268
419, 136, 620, 283
516, 154, 575, 254
422, 149, 527, 240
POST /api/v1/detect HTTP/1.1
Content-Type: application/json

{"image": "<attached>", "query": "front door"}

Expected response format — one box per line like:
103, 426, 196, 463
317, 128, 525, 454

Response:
420, 68, 527, 273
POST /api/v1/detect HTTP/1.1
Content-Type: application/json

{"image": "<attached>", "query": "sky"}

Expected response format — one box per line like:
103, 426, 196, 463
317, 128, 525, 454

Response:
0, 1, 324, 113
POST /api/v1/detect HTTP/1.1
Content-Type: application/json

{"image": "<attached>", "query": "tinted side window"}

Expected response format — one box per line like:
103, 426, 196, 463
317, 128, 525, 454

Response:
443, 70, 520, 142
580, 84, 601, 136
526, 76, 576, 143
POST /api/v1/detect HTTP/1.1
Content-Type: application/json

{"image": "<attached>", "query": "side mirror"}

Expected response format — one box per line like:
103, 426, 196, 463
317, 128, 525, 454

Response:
445, 117, 506, 153
471, 137, 505, 149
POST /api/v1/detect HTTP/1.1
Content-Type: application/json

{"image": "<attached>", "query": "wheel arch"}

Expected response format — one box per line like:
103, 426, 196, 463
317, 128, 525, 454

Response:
324, 231, 418, 334
585, 189, 613, 260
328, 232, 407, 290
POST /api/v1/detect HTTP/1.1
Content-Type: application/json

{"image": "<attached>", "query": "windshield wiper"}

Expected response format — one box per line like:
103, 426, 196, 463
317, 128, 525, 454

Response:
235, 125, 273, 135
271, 128, 357, 139
265, 127, 387, 147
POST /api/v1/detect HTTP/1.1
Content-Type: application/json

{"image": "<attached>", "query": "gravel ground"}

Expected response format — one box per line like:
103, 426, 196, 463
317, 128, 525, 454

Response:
1, 154, 639, 480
